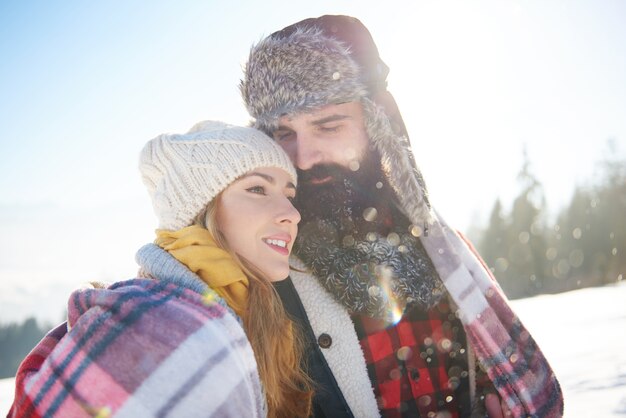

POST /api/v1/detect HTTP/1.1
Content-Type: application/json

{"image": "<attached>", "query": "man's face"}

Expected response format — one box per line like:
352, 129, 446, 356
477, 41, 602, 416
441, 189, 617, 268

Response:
273, 101, 370, 175
272, 101, 384, 223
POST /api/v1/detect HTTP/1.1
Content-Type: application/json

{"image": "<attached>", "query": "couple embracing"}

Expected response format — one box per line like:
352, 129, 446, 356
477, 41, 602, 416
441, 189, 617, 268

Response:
9, 15, 562, 418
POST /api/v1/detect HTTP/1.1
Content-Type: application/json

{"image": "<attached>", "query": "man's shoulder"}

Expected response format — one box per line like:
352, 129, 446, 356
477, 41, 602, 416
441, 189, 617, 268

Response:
10, 279, 260, 418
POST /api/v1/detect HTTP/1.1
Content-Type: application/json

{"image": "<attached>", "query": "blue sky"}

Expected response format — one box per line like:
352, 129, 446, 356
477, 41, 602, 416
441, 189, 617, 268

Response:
1, 0, 625, 323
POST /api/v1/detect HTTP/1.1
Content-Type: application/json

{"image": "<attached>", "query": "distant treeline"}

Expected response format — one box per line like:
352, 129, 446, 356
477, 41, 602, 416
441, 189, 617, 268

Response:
0, 318, 51, 378
477, 140, 625, 299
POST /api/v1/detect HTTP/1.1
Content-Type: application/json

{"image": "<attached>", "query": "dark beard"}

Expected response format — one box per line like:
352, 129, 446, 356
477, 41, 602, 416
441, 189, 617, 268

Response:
292, 149, 444, 322
293, 148, 389, 239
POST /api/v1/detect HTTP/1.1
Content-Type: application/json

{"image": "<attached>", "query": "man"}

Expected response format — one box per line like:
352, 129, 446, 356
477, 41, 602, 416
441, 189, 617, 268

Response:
241, 15, 563, 418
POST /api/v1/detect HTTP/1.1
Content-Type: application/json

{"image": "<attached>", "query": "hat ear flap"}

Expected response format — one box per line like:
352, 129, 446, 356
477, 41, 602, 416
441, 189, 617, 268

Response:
362, 98, 433, 227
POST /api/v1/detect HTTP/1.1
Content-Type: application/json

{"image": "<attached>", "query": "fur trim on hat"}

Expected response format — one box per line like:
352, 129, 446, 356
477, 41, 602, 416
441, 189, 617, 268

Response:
240, 27, 368, 134
361, 98, 434, 225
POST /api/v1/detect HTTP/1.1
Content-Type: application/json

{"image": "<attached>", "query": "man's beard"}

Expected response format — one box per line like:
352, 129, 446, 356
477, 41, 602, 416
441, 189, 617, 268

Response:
293, 148, 386, 231
292, 148, 444, 321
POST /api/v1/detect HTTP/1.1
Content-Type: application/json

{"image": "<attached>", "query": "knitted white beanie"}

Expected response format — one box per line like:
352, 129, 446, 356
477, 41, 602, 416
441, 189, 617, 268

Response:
139, 120, 297, 231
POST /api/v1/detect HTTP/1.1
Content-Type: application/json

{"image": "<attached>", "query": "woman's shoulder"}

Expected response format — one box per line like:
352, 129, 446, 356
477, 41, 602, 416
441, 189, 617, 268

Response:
134, 243, 241, 322
9, 278, 264, 418
67, 278, 233, 332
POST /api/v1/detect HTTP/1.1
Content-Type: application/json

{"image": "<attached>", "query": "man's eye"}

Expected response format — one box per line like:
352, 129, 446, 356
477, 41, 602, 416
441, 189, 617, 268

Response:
246, 186, 266, 195
274, 131, 294, 142
320, 125, 340, 133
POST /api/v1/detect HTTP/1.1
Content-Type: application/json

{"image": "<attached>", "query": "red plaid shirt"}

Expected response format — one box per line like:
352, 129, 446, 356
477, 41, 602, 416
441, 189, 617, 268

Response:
353, 298, 473, 418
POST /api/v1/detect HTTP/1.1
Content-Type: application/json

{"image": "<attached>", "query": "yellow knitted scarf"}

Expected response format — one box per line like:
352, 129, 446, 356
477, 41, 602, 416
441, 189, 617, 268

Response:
155, 225, 249, 318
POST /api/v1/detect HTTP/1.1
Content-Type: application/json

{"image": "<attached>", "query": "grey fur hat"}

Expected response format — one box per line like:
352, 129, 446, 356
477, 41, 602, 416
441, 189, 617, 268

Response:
240, 15, 434, 225
241, 26, 368, 135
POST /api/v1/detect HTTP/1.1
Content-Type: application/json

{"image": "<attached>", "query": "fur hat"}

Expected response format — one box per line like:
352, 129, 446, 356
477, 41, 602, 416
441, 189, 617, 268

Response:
241, 25, 367, 134
139, 120, 297, 230
240, 15, 433, 225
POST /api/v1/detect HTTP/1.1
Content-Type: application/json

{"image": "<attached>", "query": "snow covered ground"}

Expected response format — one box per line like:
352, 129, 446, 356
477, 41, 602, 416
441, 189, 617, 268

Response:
1, 282, 625, 416
0, 378, 13, 413
510, 281, 626, 417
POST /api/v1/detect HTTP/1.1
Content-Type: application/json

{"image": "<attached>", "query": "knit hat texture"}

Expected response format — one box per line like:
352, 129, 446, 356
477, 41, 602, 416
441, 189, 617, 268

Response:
139, 120, 297, 230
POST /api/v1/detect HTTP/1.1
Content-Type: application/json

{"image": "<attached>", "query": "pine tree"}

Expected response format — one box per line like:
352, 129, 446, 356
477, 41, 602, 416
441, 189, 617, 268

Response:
480, 199, 507, 270
0, 318, 49, 378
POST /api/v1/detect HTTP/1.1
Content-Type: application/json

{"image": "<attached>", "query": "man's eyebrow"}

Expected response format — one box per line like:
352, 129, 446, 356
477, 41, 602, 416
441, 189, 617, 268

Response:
274, 114, 351, 132
311, 114, 351, 125
274, 124, 292, 132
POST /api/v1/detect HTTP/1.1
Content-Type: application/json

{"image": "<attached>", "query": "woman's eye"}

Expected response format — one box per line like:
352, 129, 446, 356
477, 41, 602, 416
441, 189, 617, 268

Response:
246, 186, 266, 195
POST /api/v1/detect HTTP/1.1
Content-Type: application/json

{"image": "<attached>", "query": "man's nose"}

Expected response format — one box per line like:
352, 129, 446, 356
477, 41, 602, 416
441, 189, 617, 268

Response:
294, 137, 323, 171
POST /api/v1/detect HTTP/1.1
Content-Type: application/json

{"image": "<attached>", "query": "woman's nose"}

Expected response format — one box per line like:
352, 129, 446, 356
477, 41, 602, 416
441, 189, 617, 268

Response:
276, 196, 301, 225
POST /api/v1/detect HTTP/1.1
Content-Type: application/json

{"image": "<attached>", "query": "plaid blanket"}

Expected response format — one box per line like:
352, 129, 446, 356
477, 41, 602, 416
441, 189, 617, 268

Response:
8, 246, 264, 417
421, 216, 564, 417
289, 225, 563, 418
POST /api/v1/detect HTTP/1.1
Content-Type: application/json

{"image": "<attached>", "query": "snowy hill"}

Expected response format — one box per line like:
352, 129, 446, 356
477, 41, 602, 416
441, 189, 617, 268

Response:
1, 377, 14, 413
509, 281, 626, 417
2, 282, 625, 416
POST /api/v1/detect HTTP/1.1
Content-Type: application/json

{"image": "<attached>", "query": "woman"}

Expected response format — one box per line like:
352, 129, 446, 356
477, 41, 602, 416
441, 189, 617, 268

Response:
9, 121, 312, 418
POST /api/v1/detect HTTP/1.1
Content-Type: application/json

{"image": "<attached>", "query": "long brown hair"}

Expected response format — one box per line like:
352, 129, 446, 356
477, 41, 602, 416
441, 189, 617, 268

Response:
195, 197, 313, 418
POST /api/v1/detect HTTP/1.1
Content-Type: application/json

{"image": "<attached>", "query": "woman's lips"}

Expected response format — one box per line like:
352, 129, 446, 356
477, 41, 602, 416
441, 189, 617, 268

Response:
262, 236, 291, 255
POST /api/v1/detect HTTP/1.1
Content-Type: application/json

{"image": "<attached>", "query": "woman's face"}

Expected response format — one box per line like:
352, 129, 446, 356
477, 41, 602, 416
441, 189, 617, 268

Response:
216, 167, 300, 282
